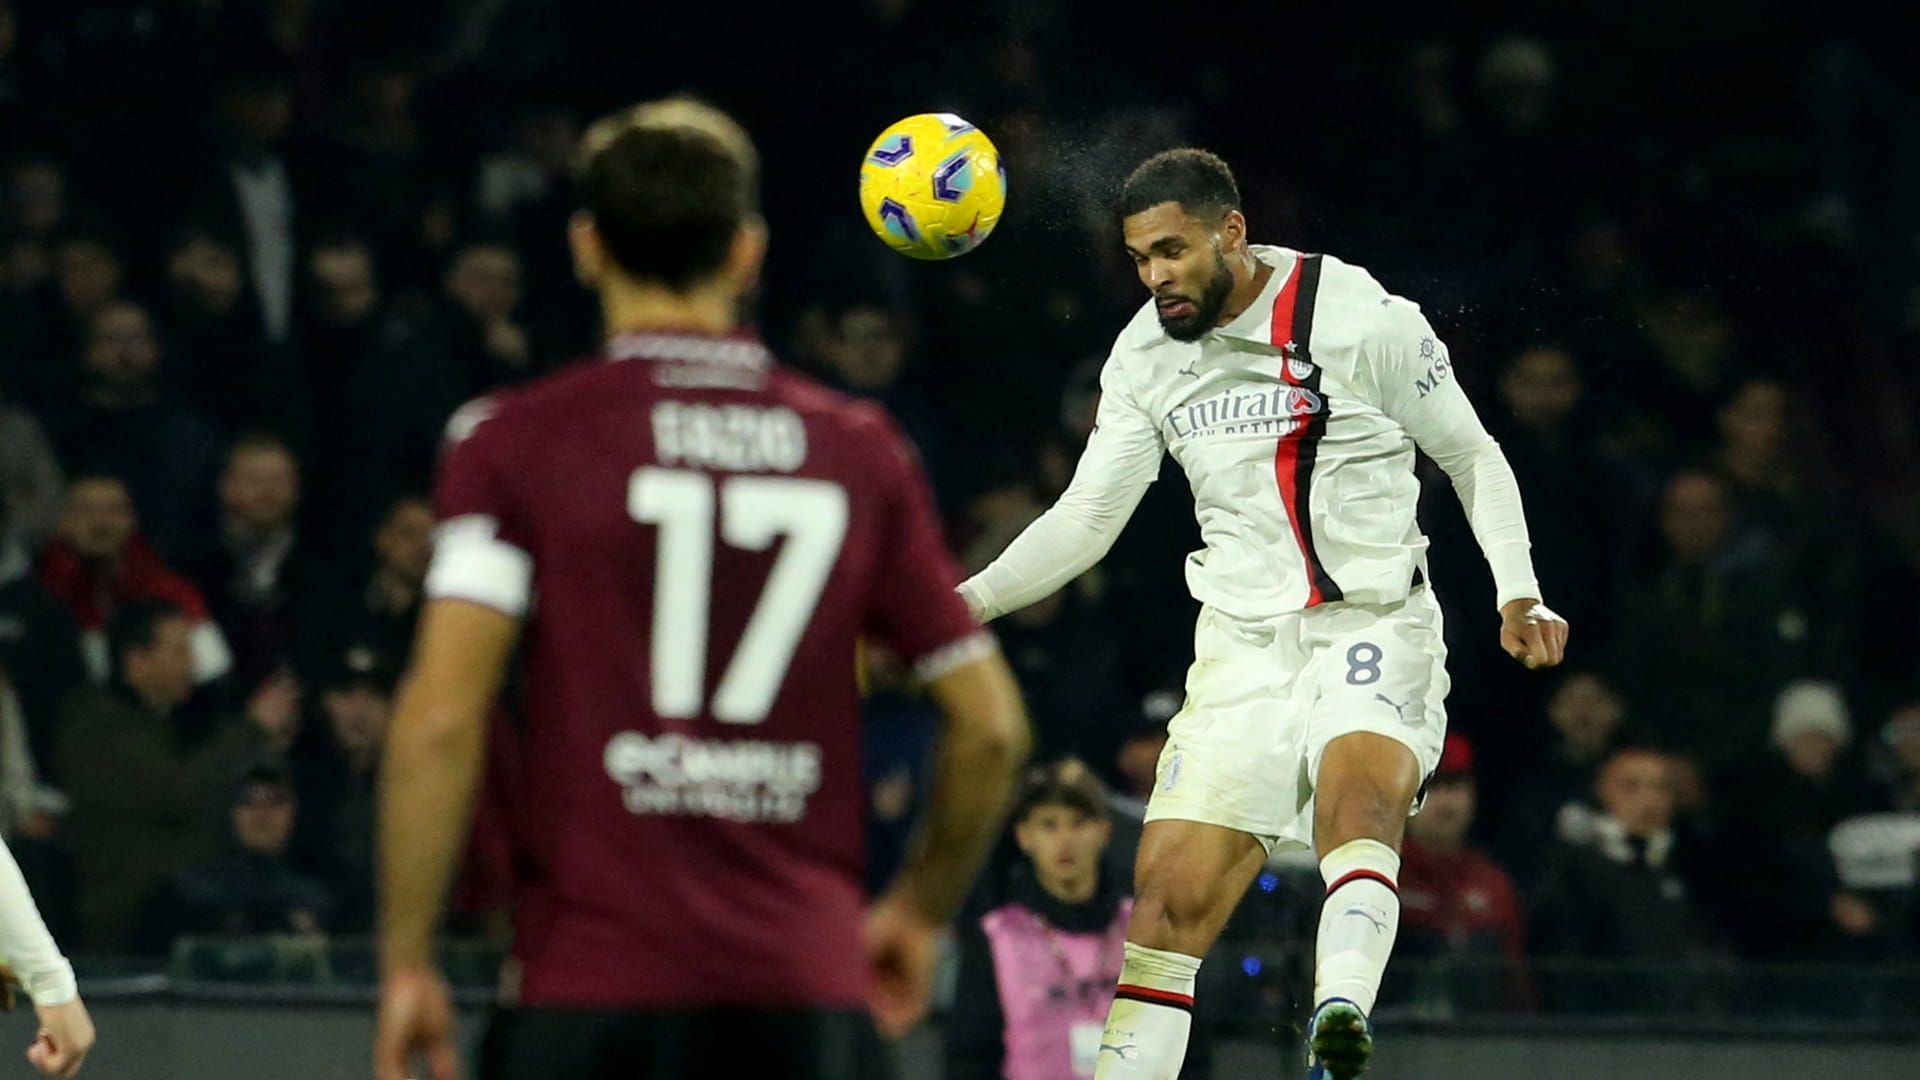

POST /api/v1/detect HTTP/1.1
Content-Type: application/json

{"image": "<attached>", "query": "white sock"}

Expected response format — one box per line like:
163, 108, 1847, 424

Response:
1313, 838, 1402, 1016
1094, 942, 1202, 1079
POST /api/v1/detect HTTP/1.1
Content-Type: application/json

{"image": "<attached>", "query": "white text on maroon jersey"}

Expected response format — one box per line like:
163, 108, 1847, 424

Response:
603, 731, 824, 824
652, 402, 808, 473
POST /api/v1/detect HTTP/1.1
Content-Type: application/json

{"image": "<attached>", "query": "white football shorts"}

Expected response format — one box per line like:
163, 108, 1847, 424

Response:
1144, 586, 1450, 854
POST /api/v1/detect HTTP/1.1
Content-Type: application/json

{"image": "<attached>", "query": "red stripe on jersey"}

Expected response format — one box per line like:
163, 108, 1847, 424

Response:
1270, 254, 1340, 607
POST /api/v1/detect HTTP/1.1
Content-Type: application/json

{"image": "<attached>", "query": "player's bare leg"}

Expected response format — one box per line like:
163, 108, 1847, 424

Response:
1094, 818, 1266, 1079
1305, 730, 1423, 1079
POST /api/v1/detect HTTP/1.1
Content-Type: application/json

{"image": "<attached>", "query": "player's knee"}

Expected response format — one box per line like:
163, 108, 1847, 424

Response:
1317, 781, 1411, 849
1129, 870, 1217, 945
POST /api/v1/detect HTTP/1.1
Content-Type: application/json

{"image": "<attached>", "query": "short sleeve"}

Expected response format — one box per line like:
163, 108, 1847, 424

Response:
861, 413, 994, 681
425, 398, 536, 617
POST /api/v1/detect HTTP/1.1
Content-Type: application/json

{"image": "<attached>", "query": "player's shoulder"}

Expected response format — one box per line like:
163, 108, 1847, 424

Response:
1309, 251, 1432, 353
439, 357, 608, 452
1103, 298, 1183, 388
766, 366, 902, 439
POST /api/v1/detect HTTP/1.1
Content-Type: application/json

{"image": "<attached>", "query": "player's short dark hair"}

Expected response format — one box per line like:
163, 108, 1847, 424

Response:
1013, 758, 1109, 823
1117, 148, 1241, 221
576, 97, 760, 292
108, 599, 188, 670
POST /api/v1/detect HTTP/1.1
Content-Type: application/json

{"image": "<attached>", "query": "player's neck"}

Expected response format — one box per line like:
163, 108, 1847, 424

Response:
598, 278, 737, 339
1216, 252, 1275, 327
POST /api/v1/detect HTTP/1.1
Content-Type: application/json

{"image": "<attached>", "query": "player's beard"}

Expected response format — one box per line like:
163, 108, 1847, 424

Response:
1156, 248, 1235, 342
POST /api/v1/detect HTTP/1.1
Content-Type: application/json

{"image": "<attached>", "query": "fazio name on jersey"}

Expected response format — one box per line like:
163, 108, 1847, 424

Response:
653, 401, 808, 473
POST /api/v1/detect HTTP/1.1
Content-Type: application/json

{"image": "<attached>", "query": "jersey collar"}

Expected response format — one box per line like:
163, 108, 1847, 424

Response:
603, 328, 773, 370
1212, 246, 1299, 344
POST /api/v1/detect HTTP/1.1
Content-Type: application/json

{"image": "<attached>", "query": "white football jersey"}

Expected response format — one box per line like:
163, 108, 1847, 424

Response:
962, 245, 1539, 622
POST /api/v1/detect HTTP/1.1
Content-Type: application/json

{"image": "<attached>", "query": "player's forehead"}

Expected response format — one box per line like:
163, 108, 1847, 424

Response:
1121, 201, 1213, 254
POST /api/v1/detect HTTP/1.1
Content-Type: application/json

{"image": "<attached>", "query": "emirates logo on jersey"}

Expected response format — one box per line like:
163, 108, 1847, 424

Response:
1163, 382, 1325, 442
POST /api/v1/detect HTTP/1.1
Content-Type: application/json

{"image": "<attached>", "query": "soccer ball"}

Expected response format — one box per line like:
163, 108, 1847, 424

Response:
858, 113, 1006, 260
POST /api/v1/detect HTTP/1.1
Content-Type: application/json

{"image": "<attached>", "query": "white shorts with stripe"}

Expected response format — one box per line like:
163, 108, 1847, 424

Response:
1143, 587, 1450, 854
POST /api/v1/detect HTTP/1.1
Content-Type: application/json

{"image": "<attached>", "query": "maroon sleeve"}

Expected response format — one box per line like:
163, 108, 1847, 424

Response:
861, 411, 989, 676
433, 399, 532, 544
426, 398, 539, 615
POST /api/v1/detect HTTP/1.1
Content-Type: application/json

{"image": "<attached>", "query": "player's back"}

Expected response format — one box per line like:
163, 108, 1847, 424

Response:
431, 328, 982, 1010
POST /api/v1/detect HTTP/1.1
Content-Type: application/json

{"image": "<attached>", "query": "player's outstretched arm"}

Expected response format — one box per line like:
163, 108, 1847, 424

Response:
866, 650, 1030, 1036
375, 599, 519, 1080
0, 837, 93, 1077
1368, 299, 1568, 668
957, 356, 1163, 622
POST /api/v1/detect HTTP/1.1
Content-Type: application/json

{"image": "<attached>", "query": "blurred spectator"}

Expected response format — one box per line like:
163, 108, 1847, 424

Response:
1827, 708, 1920, 959
1712, 682, 1881, 961
472, 96, 592, 357
1114, 689, 1179, 813
4, 230, 126, 420
437, 240, 536, 393
49, 231, 125, 336
0, 157, 67, 293
855, 643, 940, 894
299, 495, 433, 678
182, 433, 326, 692
1396, 736, 1529, 1016
1712, 376, 1862, 677
0, 492, 86, 770
45, 300, 222, 560
1487, 343, 1620, 648
0, 379, 64, 549
818, 302, 952, 496
53, 602, 263, 951
38, 474, 231, 686
1615, 468, 1807, 771
948, 759, 1201, 1080
963, 511, 1133, 778
174, 56, 305, 348
157, 225, 276, 431
290, 233, 416, 542
138, 762, 333, 955
312, 51, 451, 293
291, 648, 394, 934
1873, 702, 1920, 813
1499, 671, 1626, 888
1531, 748, 1719, 1007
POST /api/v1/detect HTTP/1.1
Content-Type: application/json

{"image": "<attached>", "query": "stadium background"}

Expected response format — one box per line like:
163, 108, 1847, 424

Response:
3, 0, 1919, 1075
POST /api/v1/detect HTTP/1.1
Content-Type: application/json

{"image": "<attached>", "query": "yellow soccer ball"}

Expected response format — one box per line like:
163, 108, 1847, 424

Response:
858, 113, 1006, 260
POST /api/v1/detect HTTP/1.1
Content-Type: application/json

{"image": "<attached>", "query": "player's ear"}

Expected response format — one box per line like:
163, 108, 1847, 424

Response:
725, 216, 769, 293
568, 210, 604, 287
1220, 209, 1248, 253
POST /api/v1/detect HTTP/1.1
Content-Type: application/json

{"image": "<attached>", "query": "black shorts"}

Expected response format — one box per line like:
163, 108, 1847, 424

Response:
477, 1005, 895, 1080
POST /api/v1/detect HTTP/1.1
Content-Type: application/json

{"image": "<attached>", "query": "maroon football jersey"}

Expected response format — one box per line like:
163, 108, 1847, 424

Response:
428, 329, 987, 1009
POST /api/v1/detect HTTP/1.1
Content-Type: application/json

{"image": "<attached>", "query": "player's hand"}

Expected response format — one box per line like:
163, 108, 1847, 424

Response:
373, 966, 459, 1080
1499, 599, 1568, 670
863, 891, 940, 1038
27, 997, 95, 1077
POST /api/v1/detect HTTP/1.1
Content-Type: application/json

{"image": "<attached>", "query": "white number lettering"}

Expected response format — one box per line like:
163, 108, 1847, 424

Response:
628, 468, 849, 724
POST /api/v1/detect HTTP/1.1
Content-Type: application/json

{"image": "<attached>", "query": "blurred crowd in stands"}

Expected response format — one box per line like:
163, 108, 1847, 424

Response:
2, 0, 1919, 1028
